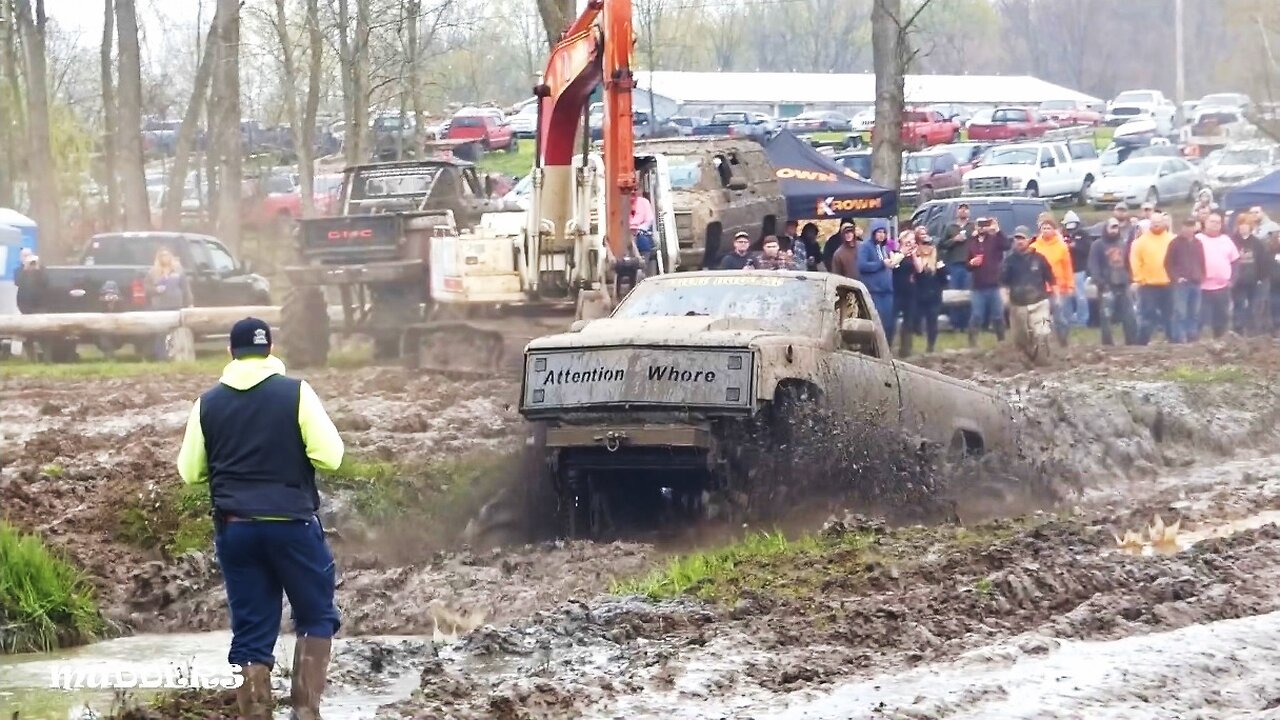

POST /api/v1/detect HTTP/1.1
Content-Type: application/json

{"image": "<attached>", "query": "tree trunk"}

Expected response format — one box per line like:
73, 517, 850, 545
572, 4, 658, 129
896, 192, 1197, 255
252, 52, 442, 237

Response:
99, 0, 119, 230
301, 0, 321, 216
407, 0, 423, 152
162, 4, 219, 229
14, 0, 63, 260
870, 0, 904, 191
351, 0, 370, 163
114, 0, 149, 229
337, 0, 355, 166
536, 0, 576, 47
211, 0, 241, 251
0, 0, 19, 209
273, 0, 301, 166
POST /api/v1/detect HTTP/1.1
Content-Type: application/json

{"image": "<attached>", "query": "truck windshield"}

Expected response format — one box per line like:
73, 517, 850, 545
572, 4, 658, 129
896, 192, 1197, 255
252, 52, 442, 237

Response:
1215, 149, 1267, 166
666, 155, 702, 189
982, 147, 1038, 166
1115, 92, 1155, 104
353, 167, 439, 197
83, 235, 182, 266
612, 274, 825, 336
711, 113, 748, 124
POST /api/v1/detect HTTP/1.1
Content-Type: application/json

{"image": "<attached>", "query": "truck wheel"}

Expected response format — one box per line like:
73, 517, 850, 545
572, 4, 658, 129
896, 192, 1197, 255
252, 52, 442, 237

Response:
506, 138, 519, 154
952, 129, 962, 143
1024, 182, 1039, 198
1146, 187, 1159, 205
919, 185, 935, 203
280, 286, 330, 369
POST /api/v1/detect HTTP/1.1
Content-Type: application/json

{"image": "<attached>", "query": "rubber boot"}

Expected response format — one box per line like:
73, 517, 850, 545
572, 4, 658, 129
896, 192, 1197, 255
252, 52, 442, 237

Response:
236, 662, 273, 720
290, 635, 332, 720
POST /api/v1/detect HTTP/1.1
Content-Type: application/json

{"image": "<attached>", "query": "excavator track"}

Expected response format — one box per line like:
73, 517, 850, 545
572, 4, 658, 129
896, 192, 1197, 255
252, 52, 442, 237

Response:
403, 316, 573, 379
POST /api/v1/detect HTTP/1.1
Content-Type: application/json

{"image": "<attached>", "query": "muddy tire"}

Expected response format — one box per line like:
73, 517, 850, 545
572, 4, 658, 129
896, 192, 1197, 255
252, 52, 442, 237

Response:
463, 423, 559, 547
280, 286, 330, 369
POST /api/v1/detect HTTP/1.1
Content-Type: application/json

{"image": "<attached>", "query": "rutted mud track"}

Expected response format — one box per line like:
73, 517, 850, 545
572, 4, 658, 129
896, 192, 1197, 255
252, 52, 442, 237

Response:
4, 337, 1280, 719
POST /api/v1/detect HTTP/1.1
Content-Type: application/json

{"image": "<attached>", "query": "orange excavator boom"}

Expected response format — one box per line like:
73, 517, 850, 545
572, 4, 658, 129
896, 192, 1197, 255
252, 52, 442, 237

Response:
534, 0, 635, 266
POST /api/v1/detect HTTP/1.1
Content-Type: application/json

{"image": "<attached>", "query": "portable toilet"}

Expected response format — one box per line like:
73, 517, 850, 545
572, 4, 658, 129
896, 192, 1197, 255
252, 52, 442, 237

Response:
0, 209, 36, 316
0, 223, 24, 315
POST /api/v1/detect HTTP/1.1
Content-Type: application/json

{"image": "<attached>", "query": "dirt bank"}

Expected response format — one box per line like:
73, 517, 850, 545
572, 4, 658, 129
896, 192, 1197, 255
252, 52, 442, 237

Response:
0, 365, 523, 636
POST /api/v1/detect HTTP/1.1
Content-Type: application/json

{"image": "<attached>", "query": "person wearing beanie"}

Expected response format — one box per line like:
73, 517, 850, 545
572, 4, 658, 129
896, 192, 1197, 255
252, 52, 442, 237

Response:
1061, 210, 1092, 327
177, 317, 345, 720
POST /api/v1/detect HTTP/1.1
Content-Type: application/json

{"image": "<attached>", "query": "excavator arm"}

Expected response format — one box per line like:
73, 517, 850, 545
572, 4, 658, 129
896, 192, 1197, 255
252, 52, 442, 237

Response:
534, 0, 636, 268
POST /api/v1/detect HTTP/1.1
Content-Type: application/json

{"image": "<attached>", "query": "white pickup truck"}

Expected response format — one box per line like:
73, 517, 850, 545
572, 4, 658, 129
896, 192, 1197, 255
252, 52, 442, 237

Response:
961, 140, 1101, 204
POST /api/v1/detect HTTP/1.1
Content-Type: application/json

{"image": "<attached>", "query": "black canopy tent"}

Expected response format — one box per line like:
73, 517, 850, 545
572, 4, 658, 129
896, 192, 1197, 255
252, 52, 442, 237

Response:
764, 130, 898, 221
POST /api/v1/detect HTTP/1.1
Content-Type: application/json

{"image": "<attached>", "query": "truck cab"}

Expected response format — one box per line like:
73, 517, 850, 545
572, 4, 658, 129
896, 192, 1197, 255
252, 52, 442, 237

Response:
961, 140, 1099, 202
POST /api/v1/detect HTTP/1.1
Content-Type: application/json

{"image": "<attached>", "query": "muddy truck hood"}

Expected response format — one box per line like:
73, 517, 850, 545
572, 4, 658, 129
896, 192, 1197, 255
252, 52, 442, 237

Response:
526, 316, 787, 350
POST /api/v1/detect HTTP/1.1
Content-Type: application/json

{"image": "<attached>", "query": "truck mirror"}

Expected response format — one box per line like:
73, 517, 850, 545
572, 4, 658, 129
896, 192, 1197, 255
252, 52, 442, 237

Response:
840, 317, 878, 346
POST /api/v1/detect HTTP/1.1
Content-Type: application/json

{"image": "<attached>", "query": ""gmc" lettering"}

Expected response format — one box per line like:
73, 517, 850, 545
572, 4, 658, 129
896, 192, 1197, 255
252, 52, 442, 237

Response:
327, 229, 374, 240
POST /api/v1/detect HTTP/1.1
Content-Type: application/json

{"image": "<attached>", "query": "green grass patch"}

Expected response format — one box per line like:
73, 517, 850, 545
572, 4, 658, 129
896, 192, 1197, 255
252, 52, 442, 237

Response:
0, 521, 104, 653
116, 483, 213, 558
476, 140, 533, 177
613, 521, 1030, 605
1094, 126, 1115, 150
0, 355, 226, 380
320, 450, 517, 528
1158, 364, 1252, 385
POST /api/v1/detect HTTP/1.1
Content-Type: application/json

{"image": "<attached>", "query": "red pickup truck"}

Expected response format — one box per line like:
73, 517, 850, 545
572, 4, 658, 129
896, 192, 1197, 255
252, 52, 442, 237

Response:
446, 114, 517, 152
967, 107, 1058, 142
873, 109, 961, 149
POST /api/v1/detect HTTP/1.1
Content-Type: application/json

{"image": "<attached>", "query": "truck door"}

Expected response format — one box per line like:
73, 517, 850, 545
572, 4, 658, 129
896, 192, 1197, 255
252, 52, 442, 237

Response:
198, 238, 252, 306
828, 284, 901, 423
1052, 145, 1072, 194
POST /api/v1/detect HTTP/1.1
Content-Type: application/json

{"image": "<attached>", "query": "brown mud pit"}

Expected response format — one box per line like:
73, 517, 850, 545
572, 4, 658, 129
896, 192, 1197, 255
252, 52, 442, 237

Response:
6, 340, 1280, 719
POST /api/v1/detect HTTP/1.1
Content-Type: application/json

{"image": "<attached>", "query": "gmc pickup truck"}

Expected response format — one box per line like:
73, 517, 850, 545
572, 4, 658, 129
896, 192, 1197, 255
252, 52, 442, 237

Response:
514, 271, 1017, 539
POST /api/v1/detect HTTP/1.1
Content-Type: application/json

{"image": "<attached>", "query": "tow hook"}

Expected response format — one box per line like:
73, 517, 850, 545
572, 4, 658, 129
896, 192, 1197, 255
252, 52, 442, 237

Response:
596, 430, 627, 452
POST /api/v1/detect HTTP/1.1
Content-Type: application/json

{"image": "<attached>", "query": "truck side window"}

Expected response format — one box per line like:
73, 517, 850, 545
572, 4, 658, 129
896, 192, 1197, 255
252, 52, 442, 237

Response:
205, 241, 237, 274
713, 155, 732, 187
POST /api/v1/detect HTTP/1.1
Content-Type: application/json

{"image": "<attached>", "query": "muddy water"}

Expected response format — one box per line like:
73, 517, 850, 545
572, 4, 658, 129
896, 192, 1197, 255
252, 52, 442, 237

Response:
0, 632, 431, 720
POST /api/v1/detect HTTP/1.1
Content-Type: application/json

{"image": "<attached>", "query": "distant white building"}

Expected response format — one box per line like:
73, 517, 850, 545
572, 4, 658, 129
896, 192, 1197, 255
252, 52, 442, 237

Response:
634, 71, 1102, 117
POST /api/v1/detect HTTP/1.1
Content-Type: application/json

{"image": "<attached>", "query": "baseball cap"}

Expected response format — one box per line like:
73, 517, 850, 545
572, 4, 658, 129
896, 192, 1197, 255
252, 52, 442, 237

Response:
733, 231, 750, 239
1141, 201, 1156, 211
1114, 202, 1129, 211
957, 202, 969, 209
1013, 225, 1031, 238
229, 317, 272, 359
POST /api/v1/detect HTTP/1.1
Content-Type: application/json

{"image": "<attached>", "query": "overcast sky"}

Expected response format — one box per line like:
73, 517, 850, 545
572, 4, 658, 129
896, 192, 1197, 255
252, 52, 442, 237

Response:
44, 0, 205, 48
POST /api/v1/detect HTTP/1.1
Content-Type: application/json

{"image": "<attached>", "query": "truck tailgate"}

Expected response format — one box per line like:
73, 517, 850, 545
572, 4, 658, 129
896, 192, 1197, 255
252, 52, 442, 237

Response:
522, 346, 754, 411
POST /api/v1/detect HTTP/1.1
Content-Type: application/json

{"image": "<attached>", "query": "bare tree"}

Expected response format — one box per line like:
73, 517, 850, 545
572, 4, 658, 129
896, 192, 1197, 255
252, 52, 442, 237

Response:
0, 0, 21, 209
162, 9, 218, 229
14, 0, 63, 259
536, 0, 575, 47
302, 0, 322, 214
211, 0, 242, 250
870, 0, 933, 190
337, 0, 355, 163
353, 0, 370, 162
99, 0, 119, 229
115, 0, 148, 229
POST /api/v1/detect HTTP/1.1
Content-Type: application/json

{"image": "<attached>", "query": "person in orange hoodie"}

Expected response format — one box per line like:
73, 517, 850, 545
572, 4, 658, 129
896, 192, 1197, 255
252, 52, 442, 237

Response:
1129, 212, 1176, 344
1030, 216, 1075, 346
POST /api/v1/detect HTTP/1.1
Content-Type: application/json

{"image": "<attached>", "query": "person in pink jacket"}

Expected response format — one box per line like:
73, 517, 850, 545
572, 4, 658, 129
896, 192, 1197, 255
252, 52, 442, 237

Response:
1197, 212, 1240, 339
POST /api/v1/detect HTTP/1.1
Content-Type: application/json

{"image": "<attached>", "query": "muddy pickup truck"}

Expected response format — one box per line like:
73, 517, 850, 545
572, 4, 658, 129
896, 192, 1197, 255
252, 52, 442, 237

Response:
517, 270, 1017, 539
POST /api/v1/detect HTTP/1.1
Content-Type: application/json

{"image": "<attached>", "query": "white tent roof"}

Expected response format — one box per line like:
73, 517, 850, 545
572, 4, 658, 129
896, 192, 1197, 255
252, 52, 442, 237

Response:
635, 71, 1100, 107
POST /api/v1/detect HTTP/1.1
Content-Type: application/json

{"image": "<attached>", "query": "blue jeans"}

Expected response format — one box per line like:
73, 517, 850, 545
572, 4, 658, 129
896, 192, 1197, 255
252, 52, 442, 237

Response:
1170, 281, 1201, 343
871, 291, 896, 346
215, 517, 341, 667
947, 266, 972, 331
1202, 288, 1231, 338
1136, 285, 1173, 345
1050, 294, 1071, 343
969, 287, 1005, 337
1071, 271, 1090, 326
